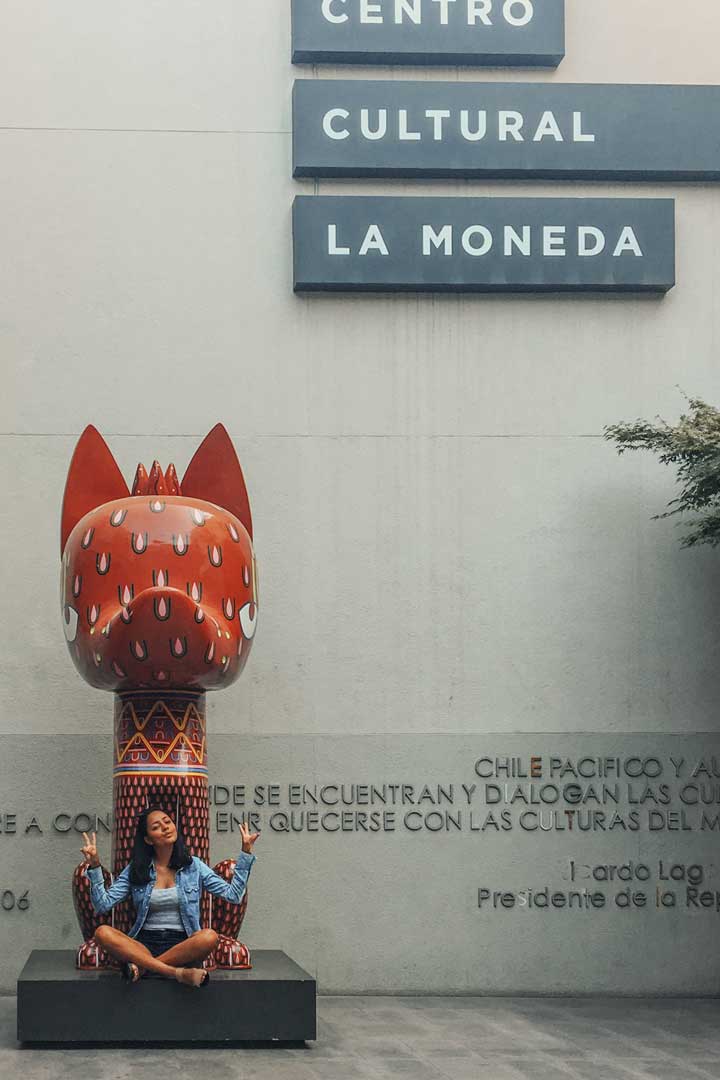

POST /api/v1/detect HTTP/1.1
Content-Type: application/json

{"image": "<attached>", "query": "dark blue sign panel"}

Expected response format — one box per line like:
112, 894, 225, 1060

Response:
293, 81, 720, 180
293, 196, 675, 293
292, 0, 565, 67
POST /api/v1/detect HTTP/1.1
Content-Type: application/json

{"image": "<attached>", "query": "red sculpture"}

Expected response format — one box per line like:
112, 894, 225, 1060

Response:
61, 424, 258, 970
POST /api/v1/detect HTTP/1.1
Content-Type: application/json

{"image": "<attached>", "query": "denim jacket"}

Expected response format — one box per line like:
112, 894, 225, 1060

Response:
85, 852, 255, 938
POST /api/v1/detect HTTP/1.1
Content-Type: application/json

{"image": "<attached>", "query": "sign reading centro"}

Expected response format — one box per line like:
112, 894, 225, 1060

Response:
293, 196, 676, 294
293, 81, 720, 180
292, 0, 565, 67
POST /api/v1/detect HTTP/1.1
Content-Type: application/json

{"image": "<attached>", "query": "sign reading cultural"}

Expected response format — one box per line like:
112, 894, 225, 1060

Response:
292, 0, 565, 67
293, 81, 720, 180
293, 196, 676, 293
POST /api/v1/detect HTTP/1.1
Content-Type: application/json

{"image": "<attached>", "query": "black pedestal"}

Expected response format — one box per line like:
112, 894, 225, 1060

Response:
17, 949, 316, 1045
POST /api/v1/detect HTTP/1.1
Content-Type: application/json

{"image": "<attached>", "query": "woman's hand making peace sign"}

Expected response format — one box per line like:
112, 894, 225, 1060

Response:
81, 830, 101, 869
240, 820, 260, 855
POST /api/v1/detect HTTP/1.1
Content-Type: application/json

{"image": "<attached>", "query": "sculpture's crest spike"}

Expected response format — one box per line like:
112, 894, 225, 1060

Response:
164, 464, 180, 495
61, 426, 130, 554
131, 463, 148, 496
148, 461, 167, 495
182, 424, 253, 540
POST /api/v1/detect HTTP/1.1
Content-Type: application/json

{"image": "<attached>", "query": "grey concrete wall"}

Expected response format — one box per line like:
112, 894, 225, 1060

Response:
1, 1, 720, 994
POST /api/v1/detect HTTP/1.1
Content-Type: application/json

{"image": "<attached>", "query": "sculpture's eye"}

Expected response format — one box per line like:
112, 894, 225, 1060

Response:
63, 605, 79, 643
239, 602, 257, 641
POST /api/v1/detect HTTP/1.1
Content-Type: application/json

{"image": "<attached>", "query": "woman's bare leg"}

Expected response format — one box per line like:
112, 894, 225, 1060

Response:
94, 925, 177, 979
156, 929, 218, 969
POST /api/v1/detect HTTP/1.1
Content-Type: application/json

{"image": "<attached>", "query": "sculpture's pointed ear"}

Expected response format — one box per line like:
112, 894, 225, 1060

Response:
61, 426, 129, 554
182, 424, 253, 539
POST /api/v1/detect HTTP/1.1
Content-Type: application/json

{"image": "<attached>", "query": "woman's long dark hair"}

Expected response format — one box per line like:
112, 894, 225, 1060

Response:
129, 806, 193, 885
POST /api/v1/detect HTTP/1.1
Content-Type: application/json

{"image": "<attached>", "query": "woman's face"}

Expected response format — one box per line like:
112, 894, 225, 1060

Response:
144, 810, 178, 849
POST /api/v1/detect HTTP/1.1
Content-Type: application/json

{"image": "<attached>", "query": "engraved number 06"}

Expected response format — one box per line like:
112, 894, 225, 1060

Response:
1, 890, 29, 911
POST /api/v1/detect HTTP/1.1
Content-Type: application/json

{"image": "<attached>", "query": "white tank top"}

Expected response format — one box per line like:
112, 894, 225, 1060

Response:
144, 885, 184, 931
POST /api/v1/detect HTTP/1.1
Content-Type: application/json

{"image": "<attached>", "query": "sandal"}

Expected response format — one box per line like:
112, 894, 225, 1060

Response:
121, 962, 142, 984
175, 967, 210, 989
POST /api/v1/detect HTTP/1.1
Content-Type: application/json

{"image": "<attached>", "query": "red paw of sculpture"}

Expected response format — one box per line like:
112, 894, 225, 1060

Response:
214, 934, 252, 970
76, 938, 114, 970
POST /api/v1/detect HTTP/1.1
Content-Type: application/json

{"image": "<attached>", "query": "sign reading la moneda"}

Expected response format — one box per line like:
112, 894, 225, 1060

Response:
293, 196, 675, 293
292, 0, 565, 67
293, 81, 720, 180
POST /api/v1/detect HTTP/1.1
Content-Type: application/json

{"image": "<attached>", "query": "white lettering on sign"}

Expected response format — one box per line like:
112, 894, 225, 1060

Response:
504, 226, 530, 256
321, 107, 596, 145
503, 0, 533, 27
321, 0, 349, 22
461, 225, 493, 256
613, 227, 643, 257
329, 224, 390, 255
361, 108, 388, 139
543, 226, 566, 255
328, 223, 645, 259
323, 108, 351, 139
578, 227, 605, 257
396, 0, 422, 23
328, 225, 351, 255
319, 0, 535, 25
498, 110, 523, 141
415, 224, 645, 258
360, 0, 383, 22
534, 111, 563, 142
431, 0, 456, 25
423, 225, 453, 255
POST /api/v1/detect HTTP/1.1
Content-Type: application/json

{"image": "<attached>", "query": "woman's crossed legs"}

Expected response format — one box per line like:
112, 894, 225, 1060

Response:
94, 925, 218, 987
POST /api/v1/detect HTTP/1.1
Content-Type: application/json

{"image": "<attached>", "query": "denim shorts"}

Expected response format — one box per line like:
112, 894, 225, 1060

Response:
136, 927, 188, 958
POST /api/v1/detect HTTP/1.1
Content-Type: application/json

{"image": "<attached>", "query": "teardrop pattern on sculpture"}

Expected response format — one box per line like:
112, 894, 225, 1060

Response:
187, 582, 202, 602
170, 636, 188, 659
204, 641, 215, 663
172, 533, 189, 556
242, 564, 250, 587
87, 604, 101, 627
154, 670, 169, 683
208, 545, 223, 568
194, 606, 205, 624
152, 569, 169, 588
149, 499, 166, 514
112, 661, 127, 679
72, 574, 82, 598
93, 652, 102, 668
109, 508, 128, 527
191, 508, 208, 527
118, 584, 135, 607
81, 527, 95, 550
222, 598, 235, 620
131, 640, 148, 661
154, 596, 171, 621
96, 552, 111, 575
239, 602, 257, 640
226, 522, 240, 543
131, 532, 148, 555
120, 606, 133, 624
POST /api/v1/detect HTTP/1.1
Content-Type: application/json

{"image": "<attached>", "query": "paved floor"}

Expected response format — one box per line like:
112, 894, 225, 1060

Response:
4, 994, 720, 1079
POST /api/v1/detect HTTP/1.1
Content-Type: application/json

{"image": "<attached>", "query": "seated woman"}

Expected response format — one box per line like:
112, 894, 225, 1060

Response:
82, 806, 259, 988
